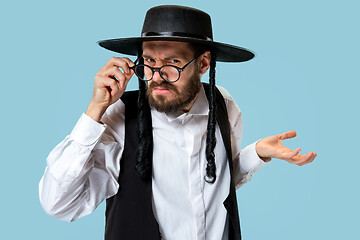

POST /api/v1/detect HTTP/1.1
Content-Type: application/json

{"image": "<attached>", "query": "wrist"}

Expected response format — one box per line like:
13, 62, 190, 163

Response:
255, 140, 271, 162
86, 101, 107, 123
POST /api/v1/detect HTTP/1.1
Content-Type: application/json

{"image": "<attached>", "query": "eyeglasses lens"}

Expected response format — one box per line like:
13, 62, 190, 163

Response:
133, 66, 144, 79
134, 65, 180, 82
160, 66, 179, 82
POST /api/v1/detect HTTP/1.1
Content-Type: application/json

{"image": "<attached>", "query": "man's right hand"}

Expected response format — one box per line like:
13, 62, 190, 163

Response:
86, 57, 135, 122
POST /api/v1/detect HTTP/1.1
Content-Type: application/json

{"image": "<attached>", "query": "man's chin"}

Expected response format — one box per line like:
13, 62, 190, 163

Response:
148, 95, 182, 113
150, 93, 172, 104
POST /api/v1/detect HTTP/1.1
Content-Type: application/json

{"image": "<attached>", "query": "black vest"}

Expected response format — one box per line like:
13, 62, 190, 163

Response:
105, 83, 242, 240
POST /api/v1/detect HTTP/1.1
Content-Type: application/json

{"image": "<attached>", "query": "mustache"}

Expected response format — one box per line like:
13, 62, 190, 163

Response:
148, 81, 178, 93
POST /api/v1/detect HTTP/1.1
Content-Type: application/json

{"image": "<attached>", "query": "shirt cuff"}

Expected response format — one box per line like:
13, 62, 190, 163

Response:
70, 113, 107, 146
239, 140, 270, 174
234, 140, 271, 189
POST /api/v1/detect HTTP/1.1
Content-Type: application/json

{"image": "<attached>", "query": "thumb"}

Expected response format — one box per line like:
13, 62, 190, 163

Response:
279, 130, 297, 140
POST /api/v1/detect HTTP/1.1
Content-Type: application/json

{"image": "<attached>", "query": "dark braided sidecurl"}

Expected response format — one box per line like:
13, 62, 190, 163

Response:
205, 51, 217, 184
135, 57, 153, 180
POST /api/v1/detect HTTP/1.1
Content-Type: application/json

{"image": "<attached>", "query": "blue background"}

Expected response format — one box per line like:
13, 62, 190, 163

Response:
1, 0, 359, 239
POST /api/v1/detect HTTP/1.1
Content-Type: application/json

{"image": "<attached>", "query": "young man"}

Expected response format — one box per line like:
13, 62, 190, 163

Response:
39, 5, 317, 240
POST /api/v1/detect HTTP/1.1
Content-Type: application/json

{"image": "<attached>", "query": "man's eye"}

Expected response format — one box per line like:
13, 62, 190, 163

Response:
170, 59, 180, 64
145, 58, 155, 64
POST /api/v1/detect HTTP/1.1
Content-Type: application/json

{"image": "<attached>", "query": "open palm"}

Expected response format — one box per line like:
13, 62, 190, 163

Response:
255, 131, 317, 166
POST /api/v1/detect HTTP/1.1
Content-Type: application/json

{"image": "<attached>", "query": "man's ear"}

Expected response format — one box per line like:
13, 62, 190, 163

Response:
198, 51, 211, 75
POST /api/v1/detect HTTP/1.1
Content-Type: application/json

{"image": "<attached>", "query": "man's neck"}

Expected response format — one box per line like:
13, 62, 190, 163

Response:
181, 91, 200, 113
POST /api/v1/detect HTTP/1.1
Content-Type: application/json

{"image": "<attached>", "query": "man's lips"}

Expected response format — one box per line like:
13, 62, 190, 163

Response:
152, 87, 172, 95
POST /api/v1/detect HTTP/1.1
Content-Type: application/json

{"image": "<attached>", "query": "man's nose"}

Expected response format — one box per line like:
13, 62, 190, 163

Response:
152, 68, 164, 83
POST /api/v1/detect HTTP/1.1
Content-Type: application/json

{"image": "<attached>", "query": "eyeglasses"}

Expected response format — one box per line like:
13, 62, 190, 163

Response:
130, 56, 198, 83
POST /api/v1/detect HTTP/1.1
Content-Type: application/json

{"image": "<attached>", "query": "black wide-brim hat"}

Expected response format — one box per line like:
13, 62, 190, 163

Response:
98, 5, 255, 62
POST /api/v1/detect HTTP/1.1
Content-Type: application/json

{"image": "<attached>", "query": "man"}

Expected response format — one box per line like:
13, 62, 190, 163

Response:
39, 5, 317, 240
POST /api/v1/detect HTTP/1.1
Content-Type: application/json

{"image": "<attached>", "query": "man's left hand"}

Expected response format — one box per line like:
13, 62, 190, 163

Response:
255, 131, 317, 166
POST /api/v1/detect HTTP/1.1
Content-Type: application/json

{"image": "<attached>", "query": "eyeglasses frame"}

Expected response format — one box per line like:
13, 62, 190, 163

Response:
129, 56, 199, 83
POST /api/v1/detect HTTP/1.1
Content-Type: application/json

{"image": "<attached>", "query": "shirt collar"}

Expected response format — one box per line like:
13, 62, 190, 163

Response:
186, 84, 209, 116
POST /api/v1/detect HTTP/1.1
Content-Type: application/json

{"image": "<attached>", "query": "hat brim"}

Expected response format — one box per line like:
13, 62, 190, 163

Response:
97, 36, 255, 62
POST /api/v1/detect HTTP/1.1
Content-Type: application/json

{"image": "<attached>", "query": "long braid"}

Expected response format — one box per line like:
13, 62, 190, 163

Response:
135, 56, 153, 180
205, 51, 217, 183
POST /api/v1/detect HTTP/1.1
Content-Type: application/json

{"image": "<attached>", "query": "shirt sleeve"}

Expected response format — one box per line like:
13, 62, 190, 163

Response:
39, 110, 124, 222
217, 86, 270, 190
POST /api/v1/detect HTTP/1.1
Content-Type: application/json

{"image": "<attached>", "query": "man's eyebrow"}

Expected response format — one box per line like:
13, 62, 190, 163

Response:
142, 54, 185, 60
142, 54, 153, 59
163, 55, 183, 60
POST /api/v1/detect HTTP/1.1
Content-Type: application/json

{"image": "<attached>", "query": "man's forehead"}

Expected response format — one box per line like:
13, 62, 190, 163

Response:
142, 41, 194, 58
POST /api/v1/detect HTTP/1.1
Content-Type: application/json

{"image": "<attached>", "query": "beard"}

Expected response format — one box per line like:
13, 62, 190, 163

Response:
147, 73, 202, 113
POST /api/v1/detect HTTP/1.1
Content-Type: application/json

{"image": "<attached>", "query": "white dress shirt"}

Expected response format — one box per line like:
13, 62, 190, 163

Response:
39, 85, 269, 240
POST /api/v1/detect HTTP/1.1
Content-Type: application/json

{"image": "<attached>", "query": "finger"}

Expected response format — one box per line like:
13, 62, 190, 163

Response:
123, 68, 135, 81
278, 130, 297, 140
121, 57, 136, 68
107, 57, 134, 74
112, 67, 134, 89
297, 152, 317, 166
113, 67, 134, 86
96, 76, 120, 95
100, 67, 128, 88
106, 64, 134, 84
122, 75, 132, 91
291, 151, 316, 166
100, 57, 128, 75
279, 147, 301, 160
